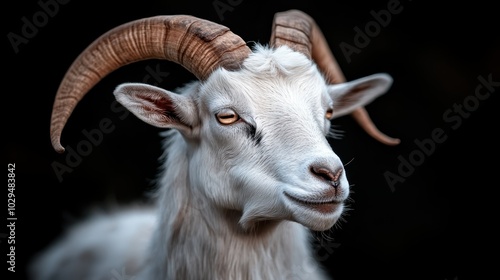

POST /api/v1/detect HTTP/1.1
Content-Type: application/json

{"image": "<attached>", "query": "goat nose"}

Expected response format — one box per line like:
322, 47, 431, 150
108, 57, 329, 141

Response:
310, 165, 343, 188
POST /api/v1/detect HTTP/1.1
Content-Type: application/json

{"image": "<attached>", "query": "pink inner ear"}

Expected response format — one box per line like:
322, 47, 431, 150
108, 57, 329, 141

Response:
336, 81, 375, 107
136, 92, 181, 123
349, 84, 371, 94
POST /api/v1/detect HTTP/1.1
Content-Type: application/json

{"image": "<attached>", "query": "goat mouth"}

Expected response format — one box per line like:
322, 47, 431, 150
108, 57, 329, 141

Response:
284, 192, 341, 214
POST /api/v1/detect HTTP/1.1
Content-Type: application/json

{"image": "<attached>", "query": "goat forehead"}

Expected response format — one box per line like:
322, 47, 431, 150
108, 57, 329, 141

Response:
200, 46, 328, 108
202, 67, 328, 115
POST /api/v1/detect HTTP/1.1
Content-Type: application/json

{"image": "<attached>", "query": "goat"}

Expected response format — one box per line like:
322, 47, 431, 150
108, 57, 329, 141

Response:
30, 9, 399, 280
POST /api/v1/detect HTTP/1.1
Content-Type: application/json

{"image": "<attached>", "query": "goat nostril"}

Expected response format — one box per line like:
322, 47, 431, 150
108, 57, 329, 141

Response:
311, 166, 334, 181
310, 166, 343, 187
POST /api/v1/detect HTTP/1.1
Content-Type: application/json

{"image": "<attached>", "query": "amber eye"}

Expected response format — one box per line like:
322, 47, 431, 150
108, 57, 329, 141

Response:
325, 108, 334, 120
216, 109, 240, 125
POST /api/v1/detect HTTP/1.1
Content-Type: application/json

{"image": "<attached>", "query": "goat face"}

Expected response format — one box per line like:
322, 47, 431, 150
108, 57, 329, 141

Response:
114, 45, 393, 231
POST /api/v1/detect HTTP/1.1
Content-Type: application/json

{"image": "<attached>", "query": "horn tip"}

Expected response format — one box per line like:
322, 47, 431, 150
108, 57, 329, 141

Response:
383, 137, 401, 146
374, 133, 400, 146
51, 137, 66, 153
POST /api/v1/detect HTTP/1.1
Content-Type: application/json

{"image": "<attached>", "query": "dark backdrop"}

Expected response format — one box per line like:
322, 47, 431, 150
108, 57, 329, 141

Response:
4, 0, 498, 279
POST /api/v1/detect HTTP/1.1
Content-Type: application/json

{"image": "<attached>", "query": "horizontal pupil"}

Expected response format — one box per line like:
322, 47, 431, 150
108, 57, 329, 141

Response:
220, 114, 235, 119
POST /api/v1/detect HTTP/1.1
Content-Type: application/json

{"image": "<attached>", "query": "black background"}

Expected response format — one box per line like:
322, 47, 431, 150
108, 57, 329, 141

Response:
4, 0, 498, 279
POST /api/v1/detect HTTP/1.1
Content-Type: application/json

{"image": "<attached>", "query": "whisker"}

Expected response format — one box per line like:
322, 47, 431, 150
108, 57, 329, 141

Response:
343, 157, 355, 167
327, 125, 344, 139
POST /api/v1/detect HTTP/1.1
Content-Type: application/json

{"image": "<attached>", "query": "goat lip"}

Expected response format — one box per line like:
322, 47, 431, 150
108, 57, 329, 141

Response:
284, 192, 342, 214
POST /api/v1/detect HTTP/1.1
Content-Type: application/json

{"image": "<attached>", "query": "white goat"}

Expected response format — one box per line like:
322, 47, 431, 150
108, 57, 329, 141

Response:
30, 10, 399, 280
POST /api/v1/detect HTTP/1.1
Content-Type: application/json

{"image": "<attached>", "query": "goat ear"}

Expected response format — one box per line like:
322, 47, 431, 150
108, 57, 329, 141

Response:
327, 73, 393, 119
113, 83, 197, 131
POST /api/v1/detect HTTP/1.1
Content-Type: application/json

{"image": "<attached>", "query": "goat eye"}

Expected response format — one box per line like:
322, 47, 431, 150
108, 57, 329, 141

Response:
216, 109, 240, 125
325, 108, 334, 120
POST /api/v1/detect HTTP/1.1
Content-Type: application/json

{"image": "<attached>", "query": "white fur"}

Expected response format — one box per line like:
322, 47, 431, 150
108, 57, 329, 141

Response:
30, 45, 393, 280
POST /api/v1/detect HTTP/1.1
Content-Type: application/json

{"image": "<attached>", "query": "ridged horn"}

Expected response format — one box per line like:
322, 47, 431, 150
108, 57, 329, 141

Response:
270, 9, 400, 145
50, 15, 251, 153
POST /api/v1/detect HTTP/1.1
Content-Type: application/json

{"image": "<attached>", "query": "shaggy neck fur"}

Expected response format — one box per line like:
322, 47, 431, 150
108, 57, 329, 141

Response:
140, 131, 326, 280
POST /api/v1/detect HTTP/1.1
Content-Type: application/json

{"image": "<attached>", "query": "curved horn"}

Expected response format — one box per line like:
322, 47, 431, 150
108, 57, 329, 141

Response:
50, 15, 251, 153
270, 9, 400, 145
